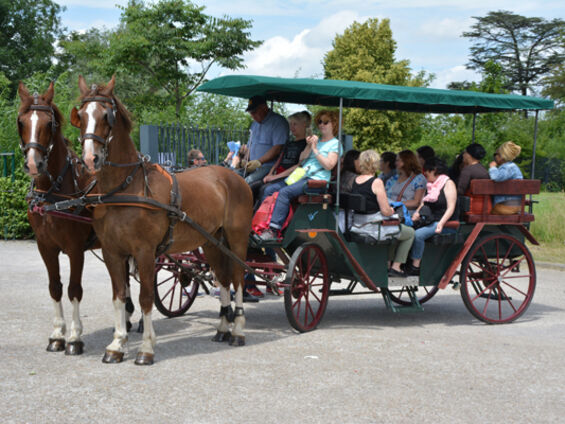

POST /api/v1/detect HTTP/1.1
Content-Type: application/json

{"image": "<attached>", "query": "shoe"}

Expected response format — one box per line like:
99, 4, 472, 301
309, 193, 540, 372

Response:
246, 286, 265, 298
404, 263, 420, 276
388, 268, 407, 278
266, 286, 283, 295
243, 290, 260, 303
258, 228, 280, 242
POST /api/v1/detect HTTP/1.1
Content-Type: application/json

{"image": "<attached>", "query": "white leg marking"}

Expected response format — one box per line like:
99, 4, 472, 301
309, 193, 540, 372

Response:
139, 311, 156, 355
106, 299, 128, 352
68, 299, 83, 343
50, 300, 66, 339
217, 286, 231, 333
232, 286, 245, 337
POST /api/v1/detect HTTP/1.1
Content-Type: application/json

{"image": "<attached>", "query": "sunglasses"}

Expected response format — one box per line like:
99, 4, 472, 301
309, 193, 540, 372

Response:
317, 120, 331, 125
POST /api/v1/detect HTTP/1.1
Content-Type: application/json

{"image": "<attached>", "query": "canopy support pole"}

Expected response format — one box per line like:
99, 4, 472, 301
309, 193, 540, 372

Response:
472, 112, 477, 142
336, 98, 343, 232
530, 110, 539, 212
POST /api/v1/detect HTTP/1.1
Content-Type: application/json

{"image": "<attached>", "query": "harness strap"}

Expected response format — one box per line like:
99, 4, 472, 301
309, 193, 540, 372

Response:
155, 173, 182, 256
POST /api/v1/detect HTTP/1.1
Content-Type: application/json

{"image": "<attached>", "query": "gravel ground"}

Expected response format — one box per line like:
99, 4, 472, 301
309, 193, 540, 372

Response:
1, 240, 564, 424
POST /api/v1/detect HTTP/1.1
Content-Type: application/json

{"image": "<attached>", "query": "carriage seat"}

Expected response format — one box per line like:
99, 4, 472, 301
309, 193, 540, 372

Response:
297, 179, 332, 206
463, 179, 540, 224
338, 193, 399, 245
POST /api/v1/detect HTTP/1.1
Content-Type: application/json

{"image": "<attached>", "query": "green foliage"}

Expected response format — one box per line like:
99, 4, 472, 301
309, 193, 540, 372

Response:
106, 0, 261, 119
463, 10, 565, 96
323, 18, 431, 152
0, 0, 65, 97
0, 170, 32, 239
530, 192, 565, 244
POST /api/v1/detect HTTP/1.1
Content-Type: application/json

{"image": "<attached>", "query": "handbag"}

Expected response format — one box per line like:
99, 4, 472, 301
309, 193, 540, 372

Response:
349, 211, 402, 241
412, 204, 434, 229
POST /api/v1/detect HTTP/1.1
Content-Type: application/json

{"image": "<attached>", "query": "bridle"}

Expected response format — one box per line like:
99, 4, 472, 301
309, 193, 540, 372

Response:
77, 90, 117, 164
18, 93, 57, 161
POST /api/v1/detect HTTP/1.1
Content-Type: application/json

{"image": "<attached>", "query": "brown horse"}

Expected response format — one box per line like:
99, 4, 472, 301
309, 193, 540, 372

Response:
71, 75, 253, 365
17, 81, 99, 355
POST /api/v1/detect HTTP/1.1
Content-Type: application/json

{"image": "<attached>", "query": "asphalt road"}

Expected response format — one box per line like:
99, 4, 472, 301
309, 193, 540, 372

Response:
1, 240, 564, 424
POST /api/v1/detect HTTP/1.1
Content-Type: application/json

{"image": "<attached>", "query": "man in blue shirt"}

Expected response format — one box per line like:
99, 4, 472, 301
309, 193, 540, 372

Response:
240, 95, 289, 186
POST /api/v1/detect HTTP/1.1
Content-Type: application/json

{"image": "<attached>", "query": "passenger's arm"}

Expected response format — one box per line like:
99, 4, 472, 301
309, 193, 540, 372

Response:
404, 187, 425, 209
257, 144, 283, 165
436, 180, 457, 233
373, 179, 394, 216
315, 151, 338, 171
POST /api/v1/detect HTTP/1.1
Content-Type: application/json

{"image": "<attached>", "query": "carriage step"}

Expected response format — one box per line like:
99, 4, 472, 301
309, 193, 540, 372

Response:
381, 286, 424, 313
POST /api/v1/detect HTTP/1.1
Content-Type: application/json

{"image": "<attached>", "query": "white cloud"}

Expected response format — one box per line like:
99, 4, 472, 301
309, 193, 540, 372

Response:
419, 17, 473, 40
430, 65, 481, 89
236, 10, 372, 78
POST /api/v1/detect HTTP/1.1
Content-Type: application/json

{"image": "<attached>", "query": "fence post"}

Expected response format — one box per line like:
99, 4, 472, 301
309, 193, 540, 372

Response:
140, 125, 159, 163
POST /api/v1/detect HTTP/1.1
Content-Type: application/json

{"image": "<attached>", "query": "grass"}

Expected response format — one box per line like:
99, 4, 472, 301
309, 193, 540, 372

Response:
528, 192, 565, 264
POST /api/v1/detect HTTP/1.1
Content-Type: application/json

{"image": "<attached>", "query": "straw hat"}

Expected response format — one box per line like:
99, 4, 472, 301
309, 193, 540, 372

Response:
497, 141, 521, 162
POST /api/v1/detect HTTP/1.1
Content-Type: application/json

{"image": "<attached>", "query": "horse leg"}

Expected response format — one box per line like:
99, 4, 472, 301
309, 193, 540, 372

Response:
101, 252, 129, 364
65, 250, 85, 355
124, 261, 134, 333
212, 286, 233, 342
133, 251, 157, 365
37, 243, 66, 352
230, 285, 246, 347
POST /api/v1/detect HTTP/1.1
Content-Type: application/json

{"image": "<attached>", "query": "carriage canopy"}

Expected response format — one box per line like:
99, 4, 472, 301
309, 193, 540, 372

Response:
197, 75, 554, 114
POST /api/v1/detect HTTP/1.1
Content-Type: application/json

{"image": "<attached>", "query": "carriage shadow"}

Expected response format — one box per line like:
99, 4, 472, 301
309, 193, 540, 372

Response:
78, 292, 560, 362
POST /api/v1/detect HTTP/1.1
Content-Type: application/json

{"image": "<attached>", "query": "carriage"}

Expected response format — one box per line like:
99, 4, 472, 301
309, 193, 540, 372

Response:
153, 75, 552, 331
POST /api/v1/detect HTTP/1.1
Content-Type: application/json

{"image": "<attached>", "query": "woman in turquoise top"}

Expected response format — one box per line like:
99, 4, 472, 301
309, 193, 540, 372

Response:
489, 141, 523, 215
259, 110, 341, 241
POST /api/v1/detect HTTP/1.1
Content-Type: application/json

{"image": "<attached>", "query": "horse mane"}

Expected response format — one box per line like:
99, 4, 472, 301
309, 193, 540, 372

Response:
78, 82, 133, 133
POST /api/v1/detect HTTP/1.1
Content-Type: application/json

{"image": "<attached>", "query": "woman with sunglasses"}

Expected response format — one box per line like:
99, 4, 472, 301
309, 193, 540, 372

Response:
187, 149, 207, 168
258, 109, 341, 241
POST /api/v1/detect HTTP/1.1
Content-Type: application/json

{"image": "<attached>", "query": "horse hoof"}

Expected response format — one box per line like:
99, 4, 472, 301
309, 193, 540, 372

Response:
229, 335, 245, 346
46, 338, 65, 352
65, 341, 84, 356
212, 331, 231, 342
102, 350, 124, 364
134, 352, 154, 366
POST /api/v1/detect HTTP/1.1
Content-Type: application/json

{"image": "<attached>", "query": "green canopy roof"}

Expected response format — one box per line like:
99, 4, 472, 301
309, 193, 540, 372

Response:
197, 75, 554, 114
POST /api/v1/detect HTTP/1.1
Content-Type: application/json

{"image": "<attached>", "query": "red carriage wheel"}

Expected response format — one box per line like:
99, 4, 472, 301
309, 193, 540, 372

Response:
386, 285, 439, 306
460, 233, 536, 324
284, 243, 330, 332
154, 255, 199, 318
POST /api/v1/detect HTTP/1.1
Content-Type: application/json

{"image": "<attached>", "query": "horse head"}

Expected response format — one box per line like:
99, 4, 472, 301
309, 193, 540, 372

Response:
72, 75, 132, 173
17, 81, 59, 176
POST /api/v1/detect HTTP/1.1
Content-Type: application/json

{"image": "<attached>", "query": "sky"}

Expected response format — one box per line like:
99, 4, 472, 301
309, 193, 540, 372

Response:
57, 0, 565, 90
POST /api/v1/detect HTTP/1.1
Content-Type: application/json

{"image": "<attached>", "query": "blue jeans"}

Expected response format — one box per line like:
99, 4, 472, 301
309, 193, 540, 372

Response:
237, 164, 272, 186
410, 221, 456, 260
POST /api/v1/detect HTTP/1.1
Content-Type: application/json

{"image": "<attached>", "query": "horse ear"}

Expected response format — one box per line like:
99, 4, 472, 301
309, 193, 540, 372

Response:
18, 81, 30, 101
70, 107, 81, 128
44, 81, 55, 104
101, 74, 116, 96
78, 75, 89, 96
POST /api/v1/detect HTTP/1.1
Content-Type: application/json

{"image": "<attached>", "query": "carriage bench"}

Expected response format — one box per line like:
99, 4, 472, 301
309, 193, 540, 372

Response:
463, 179, 540, 224
297, 179, 332, 208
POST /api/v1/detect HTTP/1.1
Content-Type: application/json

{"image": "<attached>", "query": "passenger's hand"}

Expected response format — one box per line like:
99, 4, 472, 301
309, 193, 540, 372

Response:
306, 135, 318, 149
412, 211, 420, 221
435, 222, 443, 233
489, 161, 497, 168
245, 160, 262, 173
263, 174, 275, 183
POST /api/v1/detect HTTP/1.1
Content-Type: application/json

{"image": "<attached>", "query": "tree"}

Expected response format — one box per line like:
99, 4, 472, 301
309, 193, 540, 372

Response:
323, 18, 430, 152
0, 0, 65, 96
107, 0, 261, 119
463, 10, 565, 96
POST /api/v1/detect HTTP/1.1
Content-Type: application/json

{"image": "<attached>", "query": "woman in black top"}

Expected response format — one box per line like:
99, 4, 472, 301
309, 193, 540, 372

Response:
406, 157, 457, 275
351, 150, 415, 278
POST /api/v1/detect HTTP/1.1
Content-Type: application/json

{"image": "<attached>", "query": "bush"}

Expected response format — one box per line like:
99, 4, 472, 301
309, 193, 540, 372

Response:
0, 171, 33, 239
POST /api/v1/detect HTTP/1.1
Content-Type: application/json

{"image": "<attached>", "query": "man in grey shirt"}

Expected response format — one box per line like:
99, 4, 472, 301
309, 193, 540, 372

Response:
240, 95, 289, 186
